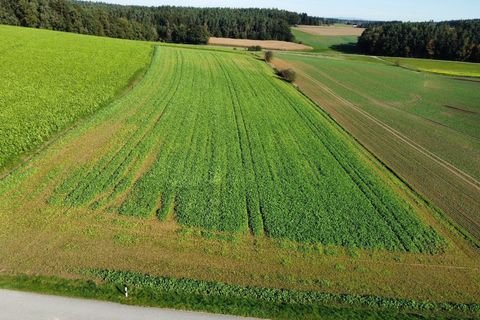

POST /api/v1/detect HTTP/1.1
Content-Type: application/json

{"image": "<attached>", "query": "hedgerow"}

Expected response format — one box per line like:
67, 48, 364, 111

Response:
90, 269, 480, 316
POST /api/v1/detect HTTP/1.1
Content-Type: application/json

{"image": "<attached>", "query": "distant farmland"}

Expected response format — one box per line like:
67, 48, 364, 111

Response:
275, 52, 480, 241
291, 27, 360, 53
208, 37, 312, 51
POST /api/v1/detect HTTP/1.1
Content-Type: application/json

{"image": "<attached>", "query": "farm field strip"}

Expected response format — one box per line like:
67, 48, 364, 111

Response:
298, 69, 480, 230
293, 25, 365, 36
275, 53, 480, 240
2, 44, 445, 252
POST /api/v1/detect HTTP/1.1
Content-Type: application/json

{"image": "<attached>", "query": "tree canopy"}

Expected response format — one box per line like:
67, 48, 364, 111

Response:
358, 20, 480, 62
0, 0, 329, 44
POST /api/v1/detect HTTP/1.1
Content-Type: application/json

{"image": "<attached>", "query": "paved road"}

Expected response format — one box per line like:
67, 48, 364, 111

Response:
0, 289, 259, 320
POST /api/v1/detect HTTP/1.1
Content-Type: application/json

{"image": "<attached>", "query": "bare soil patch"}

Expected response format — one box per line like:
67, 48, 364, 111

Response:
294, 25, 365, 36
208, 37, 312, 51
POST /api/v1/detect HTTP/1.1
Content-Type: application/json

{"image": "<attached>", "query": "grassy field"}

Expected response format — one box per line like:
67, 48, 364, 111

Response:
42, 45, 446, 252
294, 25, 365, 36
292, 28, 359, 53
275, 52, 480, 241
383, 57, 480, 77
208, 37, 312, 51
0, 25, 152, 170
1, 26, 480, 319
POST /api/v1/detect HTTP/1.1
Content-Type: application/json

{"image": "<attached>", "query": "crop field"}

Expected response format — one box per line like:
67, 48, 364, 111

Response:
1, 26, 480, 319
383, 57, 480, 77
275, 52, 480, 241
43, 45, 446, 251
0, 25, 152, 170
292, 28, 359, 53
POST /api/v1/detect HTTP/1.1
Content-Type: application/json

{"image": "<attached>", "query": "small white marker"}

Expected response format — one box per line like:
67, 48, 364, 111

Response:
124, 285, 128, 298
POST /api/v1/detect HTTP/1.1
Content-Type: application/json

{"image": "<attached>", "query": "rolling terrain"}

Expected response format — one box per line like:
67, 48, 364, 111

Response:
0, 26, 480, 319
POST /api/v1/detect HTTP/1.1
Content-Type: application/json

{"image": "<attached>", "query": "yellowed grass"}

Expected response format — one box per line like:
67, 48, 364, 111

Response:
294, 25, 365, 36
208, 37, 312, 51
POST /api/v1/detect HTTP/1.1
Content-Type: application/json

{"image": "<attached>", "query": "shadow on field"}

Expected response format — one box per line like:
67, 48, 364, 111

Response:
330, 42, 359, 54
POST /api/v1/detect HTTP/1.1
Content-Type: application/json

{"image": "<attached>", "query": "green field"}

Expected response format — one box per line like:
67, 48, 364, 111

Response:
383, 57, 480, 77
1, 26, 480, 319
292, 28, 359, 53
0, 25, 152, 169
44, 45, 445, 252
276, 52, 480, 240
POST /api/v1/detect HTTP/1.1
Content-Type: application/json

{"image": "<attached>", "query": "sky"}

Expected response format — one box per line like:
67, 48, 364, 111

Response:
90, 0, 480, 21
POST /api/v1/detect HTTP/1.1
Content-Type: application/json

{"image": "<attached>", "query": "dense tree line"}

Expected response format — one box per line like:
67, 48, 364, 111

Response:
0, 0, 328, 44
358, 20, 480, 62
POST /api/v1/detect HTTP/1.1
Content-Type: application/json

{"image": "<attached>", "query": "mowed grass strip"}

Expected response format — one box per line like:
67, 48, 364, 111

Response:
50, 45, 444, 253
0, 25, 152, 169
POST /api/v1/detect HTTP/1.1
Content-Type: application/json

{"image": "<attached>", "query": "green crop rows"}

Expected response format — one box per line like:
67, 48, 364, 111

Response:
49, 45, 444, 253
0, 25, 152, 168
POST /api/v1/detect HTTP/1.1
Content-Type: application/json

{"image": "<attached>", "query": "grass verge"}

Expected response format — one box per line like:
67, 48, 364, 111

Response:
0, 273, 478, 320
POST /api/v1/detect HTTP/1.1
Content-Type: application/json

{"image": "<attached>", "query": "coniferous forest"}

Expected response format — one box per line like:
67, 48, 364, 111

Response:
0, 0, 330, 44
358, 20, 480, 62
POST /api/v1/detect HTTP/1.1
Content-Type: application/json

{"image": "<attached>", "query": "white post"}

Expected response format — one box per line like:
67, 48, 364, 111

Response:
124, 286, 128, 298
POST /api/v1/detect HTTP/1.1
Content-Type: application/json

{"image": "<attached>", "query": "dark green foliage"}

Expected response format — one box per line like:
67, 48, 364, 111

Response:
278, 68, 297, 82
0, 0, 329, 44
358, 20, 480, 62
265, 50, 274, 62
247, 45, 262, 51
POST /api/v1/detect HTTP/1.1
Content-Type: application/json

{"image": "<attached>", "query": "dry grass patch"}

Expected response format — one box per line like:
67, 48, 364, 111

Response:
208, 37, 312, 51
294, 25, 365, 36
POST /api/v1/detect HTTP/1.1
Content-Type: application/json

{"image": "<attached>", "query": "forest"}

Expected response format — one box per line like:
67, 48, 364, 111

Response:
358, 20, 480, 62
0, 0, 328, 44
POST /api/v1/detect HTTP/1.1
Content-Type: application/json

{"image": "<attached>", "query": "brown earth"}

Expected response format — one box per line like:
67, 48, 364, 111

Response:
294, 25, 365, 36
208, 37, 312, 51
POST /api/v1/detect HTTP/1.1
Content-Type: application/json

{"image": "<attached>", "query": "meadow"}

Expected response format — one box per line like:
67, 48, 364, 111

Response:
0, 25, 152, 170
383, 57, 480, 77
275, 52, 480, 241
292, 28, 359, 53
1, 26, 479, 319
